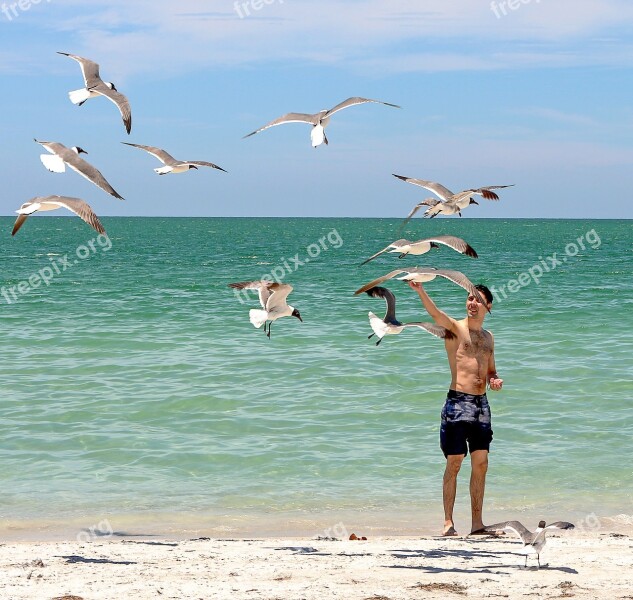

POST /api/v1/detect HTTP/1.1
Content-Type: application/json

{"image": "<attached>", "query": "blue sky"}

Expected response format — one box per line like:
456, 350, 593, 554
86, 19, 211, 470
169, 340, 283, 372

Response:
1, 0, 632, 218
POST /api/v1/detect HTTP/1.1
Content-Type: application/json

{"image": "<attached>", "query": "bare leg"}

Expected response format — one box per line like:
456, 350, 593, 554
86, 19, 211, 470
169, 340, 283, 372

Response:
443, 454, 464, 535
469, 449, 488, 533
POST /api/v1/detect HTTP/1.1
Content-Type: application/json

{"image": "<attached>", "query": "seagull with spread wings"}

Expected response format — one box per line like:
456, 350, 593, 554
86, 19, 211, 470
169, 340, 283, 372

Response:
122, 143, 227, 175
361, 235, 478, 266
362, 286, 456, 345
58, 52, 132, 134
229, 280, 302, 338
35, 139, 124, 200
12, 196, 105, 236
244, 96, 400, 147
354, 267, 488, 311
393, 174, 513, 224
475, 520, 575, 568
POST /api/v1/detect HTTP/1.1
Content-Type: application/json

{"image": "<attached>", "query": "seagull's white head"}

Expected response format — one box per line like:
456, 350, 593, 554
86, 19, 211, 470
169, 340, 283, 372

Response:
72, 146, 88, 155
106, 82, 118, 91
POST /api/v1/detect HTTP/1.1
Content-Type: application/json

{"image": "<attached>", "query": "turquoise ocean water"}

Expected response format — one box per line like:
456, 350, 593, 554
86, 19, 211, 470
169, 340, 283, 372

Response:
1, 217, 631, 539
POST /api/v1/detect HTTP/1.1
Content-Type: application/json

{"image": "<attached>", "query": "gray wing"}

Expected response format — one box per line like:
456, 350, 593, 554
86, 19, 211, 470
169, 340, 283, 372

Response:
544, 522, 575, 531
61, 149, 124, 200
11, 213, 29, 236
93, 84, 132, 134
393, 174, 454, 201
468, 185, 514, 200
58, 52, 101, 87
400, 199, 438, 230
423, 235, 478, 258
424, 268, 488, 309
324, 97, 400, 118
483, 521, 531, 541
364, 286, 397, 323
361, 239, 411, 265
34, 139, 66, 155
122, 143, 178, 165
354, 270, 407, 296
186, 161, 228, 173
44, 196, 106, 234
228, 280, 273, 308
266, 283, 293, 310
243, 113, 318, 138
401, 322, 456, 339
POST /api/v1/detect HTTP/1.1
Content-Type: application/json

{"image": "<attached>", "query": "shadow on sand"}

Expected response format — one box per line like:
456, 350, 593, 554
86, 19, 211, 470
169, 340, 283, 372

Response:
385, 547, 578, 574
58, 555, 137, 565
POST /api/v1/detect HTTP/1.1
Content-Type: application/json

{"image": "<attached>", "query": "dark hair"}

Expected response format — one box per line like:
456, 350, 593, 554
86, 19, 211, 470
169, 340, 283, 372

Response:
475, 284, 493, 305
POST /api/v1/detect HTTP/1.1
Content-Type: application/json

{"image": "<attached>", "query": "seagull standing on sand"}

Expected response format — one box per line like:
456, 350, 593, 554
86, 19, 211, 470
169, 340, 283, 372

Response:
393, 174, 513, 224
478, 520, 575, 568
354, 267, 488, 310
58, 52, 132, 134
229, 281, 302, 338
12, 196, 105, 236
244, 97, 400, 148
361, 235, 478, 266
363, 286, 456, 345
34, 139, 124, 200
122, 143, 227, 175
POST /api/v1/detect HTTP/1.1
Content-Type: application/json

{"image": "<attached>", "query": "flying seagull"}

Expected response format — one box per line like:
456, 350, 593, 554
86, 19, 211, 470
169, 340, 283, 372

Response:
477, 520, 575, 568
122, 143, 227, 175
402, 196, 475, 222
229, 281, 302, 338
393, 174, 513, 224
354, 267, 489, 311
12, 196, 105, 236
363, 286, 455, 345
34, 139, 124, 200
361, 235, 478, 266
58, 52, 132, 134
244, 96, 400, 148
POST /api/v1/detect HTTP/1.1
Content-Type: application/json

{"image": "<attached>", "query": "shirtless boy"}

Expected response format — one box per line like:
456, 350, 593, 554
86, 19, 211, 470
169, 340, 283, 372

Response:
408, 281, 503, 536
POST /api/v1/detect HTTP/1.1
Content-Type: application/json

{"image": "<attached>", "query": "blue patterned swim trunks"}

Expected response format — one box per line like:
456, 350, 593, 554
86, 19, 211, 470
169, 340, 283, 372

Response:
440, 389, 493, 457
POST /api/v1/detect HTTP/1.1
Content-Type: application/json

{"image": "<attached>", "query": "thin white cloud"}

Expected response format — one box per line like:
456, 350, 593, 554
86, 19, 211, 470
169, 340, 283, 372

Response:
11, 0, 632, 78
510, 107, 600, 128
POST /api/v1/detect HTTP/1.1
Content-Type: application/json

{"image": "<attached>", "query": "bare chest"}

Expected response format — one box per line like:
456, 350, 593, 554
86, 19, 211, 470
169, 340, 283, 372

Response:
460, 330, 493, 358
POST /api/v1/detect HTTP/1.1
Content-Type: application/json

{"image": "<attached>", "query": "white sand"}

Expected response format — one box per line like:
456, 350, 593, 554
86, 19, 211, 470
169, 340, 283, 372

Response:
2, 529, 632, 599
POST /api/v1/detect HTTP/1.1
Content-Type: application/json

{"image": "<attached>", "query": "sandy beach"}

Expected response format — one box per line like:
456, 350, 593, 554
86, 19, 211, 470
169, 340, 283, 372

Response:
2, 527, 632, 600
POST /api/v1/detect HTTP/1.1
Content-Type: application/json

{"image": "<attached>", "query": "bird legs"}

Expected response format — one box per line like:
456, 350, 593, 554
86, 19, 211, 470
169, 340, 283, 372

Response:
367, 333, 382, 346
524, 554, 541, 569
263, 322, 272, 338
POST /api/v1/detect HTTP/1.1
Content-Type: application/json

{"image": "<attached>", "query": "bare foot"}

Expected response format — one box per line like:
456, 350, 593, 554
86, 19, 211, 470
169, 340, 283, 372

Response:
442, 525, 459, 536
